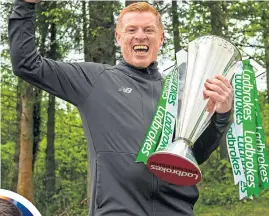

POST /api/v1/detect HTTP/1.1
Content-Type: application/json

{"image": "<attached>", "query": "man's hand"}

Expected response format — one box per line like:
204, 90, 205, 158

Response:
24, 0, 40, 3
203, 74, 233, 113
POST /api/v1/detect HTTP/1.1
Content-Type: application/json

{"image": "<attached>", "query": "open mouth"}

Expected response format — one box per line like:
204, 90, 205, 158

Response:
133, 45, 149, 53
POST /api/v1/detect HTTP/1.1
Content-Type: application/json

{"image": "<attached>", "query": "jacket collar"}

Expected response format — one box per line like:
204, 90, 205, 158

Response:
115, 59, 162, 81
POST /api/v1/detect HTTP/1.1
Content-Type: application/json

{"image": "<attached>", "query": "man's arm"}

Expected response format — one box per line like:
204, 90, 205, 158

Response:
9, 0, 103, 106
192, 111, 232, 165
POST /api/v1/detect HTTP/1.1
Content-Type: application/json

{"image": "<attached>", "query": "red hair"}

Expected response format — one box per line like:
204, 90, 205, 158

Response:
116, 2, 164, 32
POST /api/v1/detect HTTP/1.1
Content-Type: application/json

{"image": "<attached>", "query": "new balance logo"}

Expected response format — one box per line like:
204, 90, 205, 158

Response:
118, 86, 132, 93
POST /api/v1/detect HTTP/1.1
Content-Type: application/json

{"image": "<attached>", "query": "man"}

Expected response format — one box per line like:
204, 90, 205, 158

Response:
0, 198, 22, 216
9, 0, 233, 215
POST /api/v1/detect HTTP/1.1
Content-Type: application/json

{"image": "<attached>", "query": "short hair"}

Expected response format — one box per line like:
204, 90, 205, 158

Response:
116, 2, 164, 33
0, 198, 22, 216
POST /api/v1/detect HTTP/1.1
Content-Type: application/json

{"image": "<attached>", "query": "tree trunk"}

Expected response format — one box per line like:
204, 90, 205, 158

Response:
12, 78, 22, 192
83, 1, 89, 62
84, 2, 116, 65
125, 1, 143, 7
221, 2, 229, 37
31, 3, 48, 169
45, 93, 56, 197
17, 82, 34, 203
172, 1, 181, 57
209, 2, 224, 37
44, 6, 57, 201
32, 88, 42, 168
262, 5, 269, 101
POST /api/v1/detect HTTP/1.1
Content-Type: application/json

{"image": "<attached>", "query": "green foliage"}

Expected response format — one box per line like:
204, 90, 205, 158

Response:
195, 148, 269, 214
1, 82, 17, 145
32, 98, 88, 216
259, 91, 269, 146
197, 155, 239, 206
1, 141, 15, 189
194, 197, 269, 216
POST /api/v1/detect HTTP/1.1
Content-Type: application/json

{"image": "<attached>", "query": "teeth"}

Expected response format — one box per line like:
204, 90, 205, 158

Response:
133, 45, 148, 50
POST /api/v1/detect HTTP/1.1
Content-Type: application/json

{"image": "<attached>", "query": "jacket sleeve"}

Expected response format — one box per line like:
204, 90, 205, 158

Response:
192, 111, 232, 165
8, 0, 103, 106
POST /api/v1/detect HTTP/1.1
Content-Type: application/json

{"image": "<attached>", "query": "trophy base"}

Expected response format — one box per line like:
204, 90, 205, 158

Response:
147, 138, 201, 186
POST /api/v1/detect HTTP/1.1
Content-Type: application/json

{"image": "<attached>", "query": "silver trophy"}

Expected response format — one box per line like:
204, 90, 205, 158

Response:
147, 35, 241, 186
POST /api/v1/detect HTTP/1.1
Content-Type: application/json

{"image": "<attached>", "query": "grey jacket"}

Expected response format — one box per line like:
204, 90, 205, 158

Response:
9, 1, 231, 215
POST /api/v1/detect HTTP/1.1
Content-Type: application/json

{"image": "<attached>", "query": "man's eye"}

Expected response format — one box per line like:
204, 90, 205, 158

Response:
127, 29, 135, 33
145, 29, 154, 33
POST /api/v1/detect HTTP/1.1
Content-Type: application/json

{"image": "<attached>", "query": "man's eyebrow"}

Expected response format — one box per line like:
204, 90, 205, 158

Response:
145, 25, 156, 29
125, 25, 137, 29
125, 25, 156, 28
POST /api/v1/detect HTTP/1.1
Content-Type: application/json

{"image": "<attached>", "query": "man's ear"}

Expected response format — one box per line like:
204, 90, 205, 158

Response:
159, 32, 164, 48
115, 31, 121, 47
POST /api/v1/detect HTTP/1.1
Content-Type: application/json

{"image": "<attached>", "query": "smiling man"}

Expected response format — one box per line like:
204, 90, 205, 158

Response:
9, 1, 233, 215
115, 6, 164, 68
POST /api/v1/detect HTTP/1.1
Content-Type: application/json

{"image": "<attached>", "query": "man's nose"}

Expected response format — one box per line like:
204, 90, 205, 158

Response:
135, 29, 147, 40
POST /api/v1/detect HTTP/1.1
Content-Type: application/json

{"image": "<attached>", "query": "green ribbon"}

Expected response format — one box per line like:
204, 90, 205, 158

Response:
254, 79, 269, 190
136, 67, 177, 164
242, 59, 259, 197
156, 67, 179, 152
227, 62, 246, 186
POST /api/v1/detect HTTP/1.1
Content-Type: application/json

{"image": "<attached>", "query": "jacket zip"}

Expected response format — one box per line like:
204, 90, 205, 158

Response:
150, 82, 157, 216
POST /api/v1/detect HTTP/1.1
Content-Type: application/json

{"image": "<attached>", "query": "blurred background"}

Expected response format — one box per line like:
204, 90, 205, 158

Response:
1, 1, 268, 215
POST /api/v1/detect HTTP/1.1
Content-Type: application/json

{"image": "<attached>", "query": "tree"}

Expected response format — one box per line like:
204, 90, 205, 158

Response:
83, 1, 118, 65
209, 1, 226, 38
17, 82, 35, 203
125, 1, 143, 7
229, 2, 268, 100
44, 2, 57, 204
172, 1, 181, 56
12, 78, 22, 191
261, 3, 269, 101
32, 2, 49, 168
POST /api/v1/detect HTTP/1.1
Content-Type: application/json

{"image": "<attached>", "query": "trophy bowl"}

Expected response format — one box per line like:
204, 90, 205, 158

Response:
147, 35, 241, 186
148, 138, 201, 186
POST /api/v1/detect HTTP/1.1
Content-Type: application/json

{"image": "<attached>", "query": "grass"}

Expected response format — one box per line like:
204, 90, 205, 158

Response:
194, 198, 269, 216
